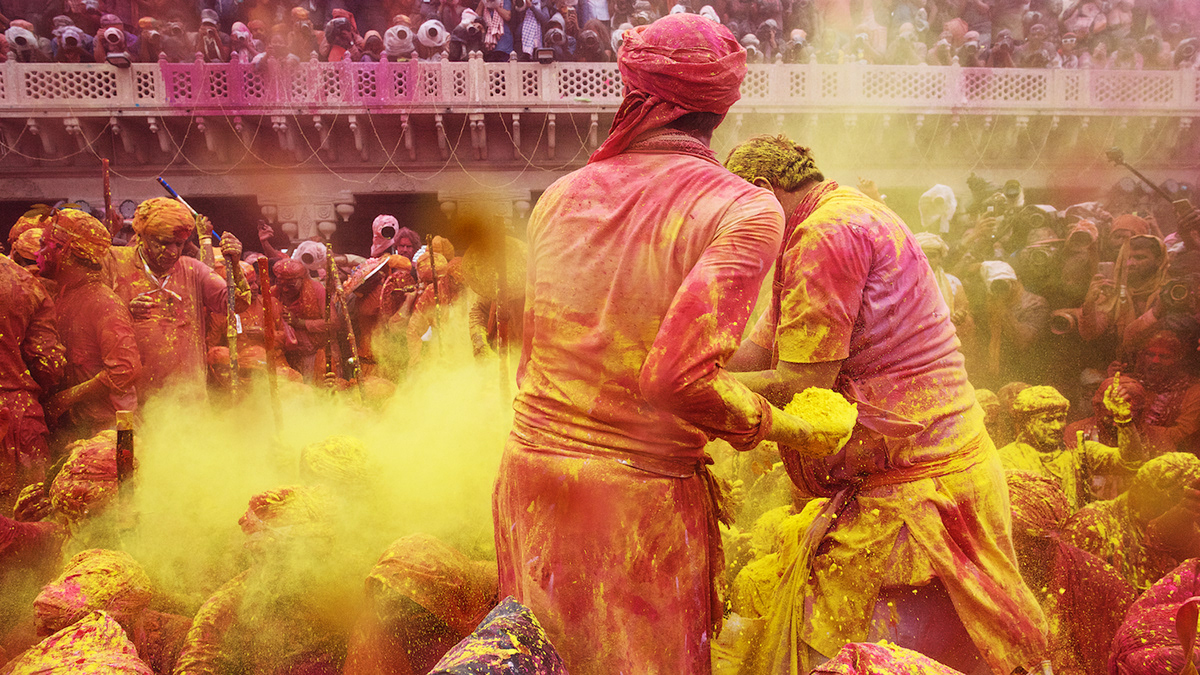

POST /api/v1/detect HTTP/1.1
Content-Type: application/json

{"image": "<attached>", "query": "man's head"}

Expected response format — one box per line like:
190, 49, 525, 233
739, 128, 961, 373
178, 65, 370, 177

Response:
724, 134, 824, 203
38, 208, 110, 278
589, 14, 746, 162
1106, 214, 1150, 259
273, 259, 308, 299
1128, 452, 1200, 524
132, 197, 193, 275
1123, 234, 1164, 287
914, 232, 949, 270
1012, 385, 1070, 452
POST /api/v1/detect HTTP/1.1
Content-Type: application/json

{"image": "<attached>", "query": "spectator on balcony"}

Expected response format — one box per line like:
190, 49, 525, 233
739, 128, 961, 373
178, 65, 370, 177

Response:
253, 23, 298, 66
884, 22, 925, 64
93, 13, 136, 65
323, 13, 362, 60
1137, 33, 1172, 70
1015, 23, 1060, 67
51, 23, 94, 61
438, 0, 469, 33
515, 0, 548, 60
228, 21, 258, 62
383, 18, 415, 59
448, 9, 485, 60
415, 17, 450, 58
956, 29, 985, 66
196, 9, 230, 62
359, 28, 384, 60
477, 0, 514, 61
62, 0, 104, 35
1058, 30, 1082, 68
985, 28, 1017, 66
1174, 37, 1199, 69
576, 0, 606, 32
135, 16, 165, 62
1110, 36, 1143, 69
5, 19, 51, 62
949, 0, 992, 45
288, 6, 321, 59
543, 11, 574, 60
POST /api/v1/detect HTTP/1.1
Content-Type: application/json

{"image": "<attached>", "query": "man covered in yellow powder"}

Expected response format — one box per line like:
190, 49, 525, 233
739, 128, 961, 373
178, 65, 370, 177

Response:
723, 135, 1047, 674
998, 383, 1147, 511
102, 197, 250, 401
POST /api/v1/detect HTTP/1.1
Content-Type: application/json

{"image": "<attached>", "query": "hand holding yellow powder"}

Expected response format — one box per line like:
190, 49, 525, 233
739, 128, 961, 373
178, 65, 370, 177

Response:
783, 388, 858, 457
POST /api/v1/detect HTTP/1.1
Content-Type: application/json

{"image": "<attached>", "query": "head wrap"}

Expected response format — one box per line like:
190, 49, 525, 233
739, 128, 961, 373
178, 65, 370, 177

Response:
429, 235, 456, 260
12, 227, 43, 261
1011, 385, 1070, 417
10, 212, 49, 246
291, 7, 310, 22
416, 252, 449, 283
366, 533, 499, 637
384, 24, 414, 56
1130, 452, 1200, 506
238, 485, 334, 543
918, 184, 957, 234
131, 198, 193, 241
100, 14, 123, 28
913, 232, 949, 257
138, 17, 158, 30
3, 611, 153, 675
50, 430, 119, 523
1111, 214, 1150, 238
232, 21, 252, 41
1005, 470, 1070, 539
979, 260, 1018, 293
45, 208, 111, 265
291, 240, 326, 275
589, 14, 746, 163
273, 258, 307, 281
698, 5, 720, 22
34, 549, 153, 636
371, 214, 400, 258
248, 19, 266, 35
299, 436, 370, 487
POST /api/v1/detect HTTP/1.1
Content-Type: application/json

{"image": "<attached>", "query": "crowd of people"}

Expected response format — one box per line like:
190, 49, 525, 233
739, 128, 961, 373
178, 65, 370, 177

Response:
5, 5, 1200, 675
3, 0, 1200, 66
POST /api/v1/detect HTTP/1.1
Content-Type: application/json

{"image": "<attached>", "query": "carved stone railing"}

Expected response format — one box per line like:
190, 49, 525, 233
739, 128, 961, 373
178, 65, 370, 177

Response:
1, 57, 1196, 116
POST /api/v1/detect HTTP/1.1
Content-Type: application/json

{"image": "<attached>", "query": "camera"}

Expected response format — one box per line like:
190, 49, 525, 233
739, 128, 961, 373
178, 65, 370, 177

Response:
380, 225, 397, 240
103, 26, 124, 45
395, 25, 413, 42
546, 27, 566, 46
466, 22, 481, 37
581, 29, 600, 51
990, 279, 1013, 296
1024, 246, 1053, 267
514, 0, 529, 11
12, 33, 29, 47
166, 23, 184, 38
1049, 309, 1080, 336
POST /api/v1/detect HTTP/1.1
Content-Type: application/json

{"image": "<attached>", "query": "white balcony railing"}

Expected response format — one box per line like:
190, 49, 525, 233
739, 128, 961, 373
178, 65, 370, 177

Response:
1, 57, 1197, 116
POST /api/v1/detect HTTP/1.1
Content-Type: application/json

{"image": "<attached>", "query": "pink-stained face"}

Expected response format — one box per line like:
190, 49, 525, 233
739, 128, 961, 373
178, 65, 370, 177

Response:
36, 237, 65, 277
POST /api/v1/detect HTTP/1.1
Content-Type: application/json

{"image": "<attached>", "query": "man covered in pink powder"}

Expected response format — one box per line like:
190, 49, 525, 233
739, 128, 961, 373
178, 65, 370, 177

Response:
492, 14, 848, 675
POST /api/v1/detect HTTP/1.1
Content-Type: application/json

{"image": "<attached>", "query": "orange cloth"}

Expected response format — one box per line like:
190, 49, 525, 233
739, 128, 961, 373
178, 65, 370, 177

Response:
0, 254, 63, 500
130, 198, 193, 241
747, 183, 1047, 674
49, 430, 119, 523
102, 246, 249, 399
44, 209, 110, 266
496, 131, 782, 675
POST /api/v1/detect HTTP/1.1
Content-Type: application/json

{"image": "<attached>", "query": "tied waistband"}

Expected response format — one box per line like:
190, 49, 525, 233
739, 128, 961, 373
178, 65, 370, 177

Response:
853, 432, 992, 492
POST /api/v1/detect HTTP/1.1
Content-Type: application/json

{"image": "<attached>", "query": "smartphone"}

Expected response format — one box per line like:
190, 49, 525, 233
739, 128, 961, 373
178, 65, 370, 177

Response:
1097, 262, 1115, 280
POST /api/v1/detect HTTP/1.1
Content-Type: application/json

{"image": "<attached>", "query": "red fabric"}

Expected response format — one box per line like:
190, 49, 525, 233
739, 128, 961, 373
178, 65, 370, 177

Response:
0, 516, 61, 571
103, 246, 246, 399
1111, 558, 1200, 674
49, 430, 119, 523
812, 642, 964, 674
0, 255, 63, 500
588, 14, 746, 163
343, 534, 498, 675
54, 279, 140, 433
497, 132, 782, 675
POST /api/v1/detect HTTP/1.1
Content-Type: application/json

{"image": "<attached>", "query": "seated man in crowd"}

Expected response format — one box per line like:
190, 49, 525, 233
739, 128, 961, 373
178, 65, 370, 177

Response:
998, 382, 1146, 510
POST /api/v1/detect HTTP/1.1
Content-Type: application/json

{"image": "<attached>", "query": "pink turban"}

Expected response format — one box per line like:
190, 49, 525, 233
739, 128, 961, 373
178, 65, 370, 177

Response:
45, 208, 111, 265
273, 258, 308, 281
589, 14, 746, 163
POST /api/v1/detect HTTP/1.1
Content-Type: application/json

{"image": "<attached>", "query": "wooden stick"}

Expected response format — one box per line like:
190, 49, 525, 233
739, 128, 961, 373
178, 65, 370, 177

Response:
255, 257, 283, 429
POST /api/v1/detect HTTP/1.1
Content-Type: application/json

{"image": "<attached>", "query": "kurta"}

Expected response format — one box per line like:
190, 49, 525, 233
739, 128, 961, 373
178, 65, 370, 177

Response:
494, 133, 783, 675
102, 247, 249, 400
0, 255, 64, 501
997, 439, 1138, 511
53, 278, 140, 434
748, 183, 1047, 674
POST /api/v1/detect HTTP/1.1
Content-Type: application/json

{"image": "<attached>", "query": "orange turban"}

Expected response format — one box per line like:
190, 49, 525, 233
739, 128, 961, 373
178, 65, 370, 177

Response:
12, 227, 43, 261
273, 258, 308, 281
45, 208, 111, 265
34, 549, 154, 636
590, 13, 746, 163
9, 212, 48, 247
429, 235, 456, 260
416, 252, 449, 283
1111, 214, 1150, 237
50, 430, 119, 523
131, 198, 194, 241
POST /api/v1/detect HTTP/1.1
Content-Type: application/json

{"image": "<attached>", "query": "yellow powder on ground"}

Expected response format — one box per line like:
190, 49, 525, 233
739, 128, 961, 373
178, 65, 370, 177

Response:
783, 388, 857, 451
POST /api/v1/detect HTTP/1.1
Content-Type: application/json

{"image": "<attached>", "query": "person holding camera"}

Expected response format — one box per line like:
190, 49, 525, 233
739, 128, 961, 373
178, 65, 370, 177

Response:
1080, 233, 1168, 346
476, 0, 513, 60
976, 260, 1050, 389
514, 0, 548, 60
51, 23, 92, 62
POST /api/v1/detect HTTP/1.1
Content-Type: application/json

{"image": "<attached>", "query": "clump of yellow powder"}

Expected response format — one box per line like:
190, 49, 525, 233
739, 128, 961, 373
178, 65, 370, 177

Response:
784, 388, 858, 450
